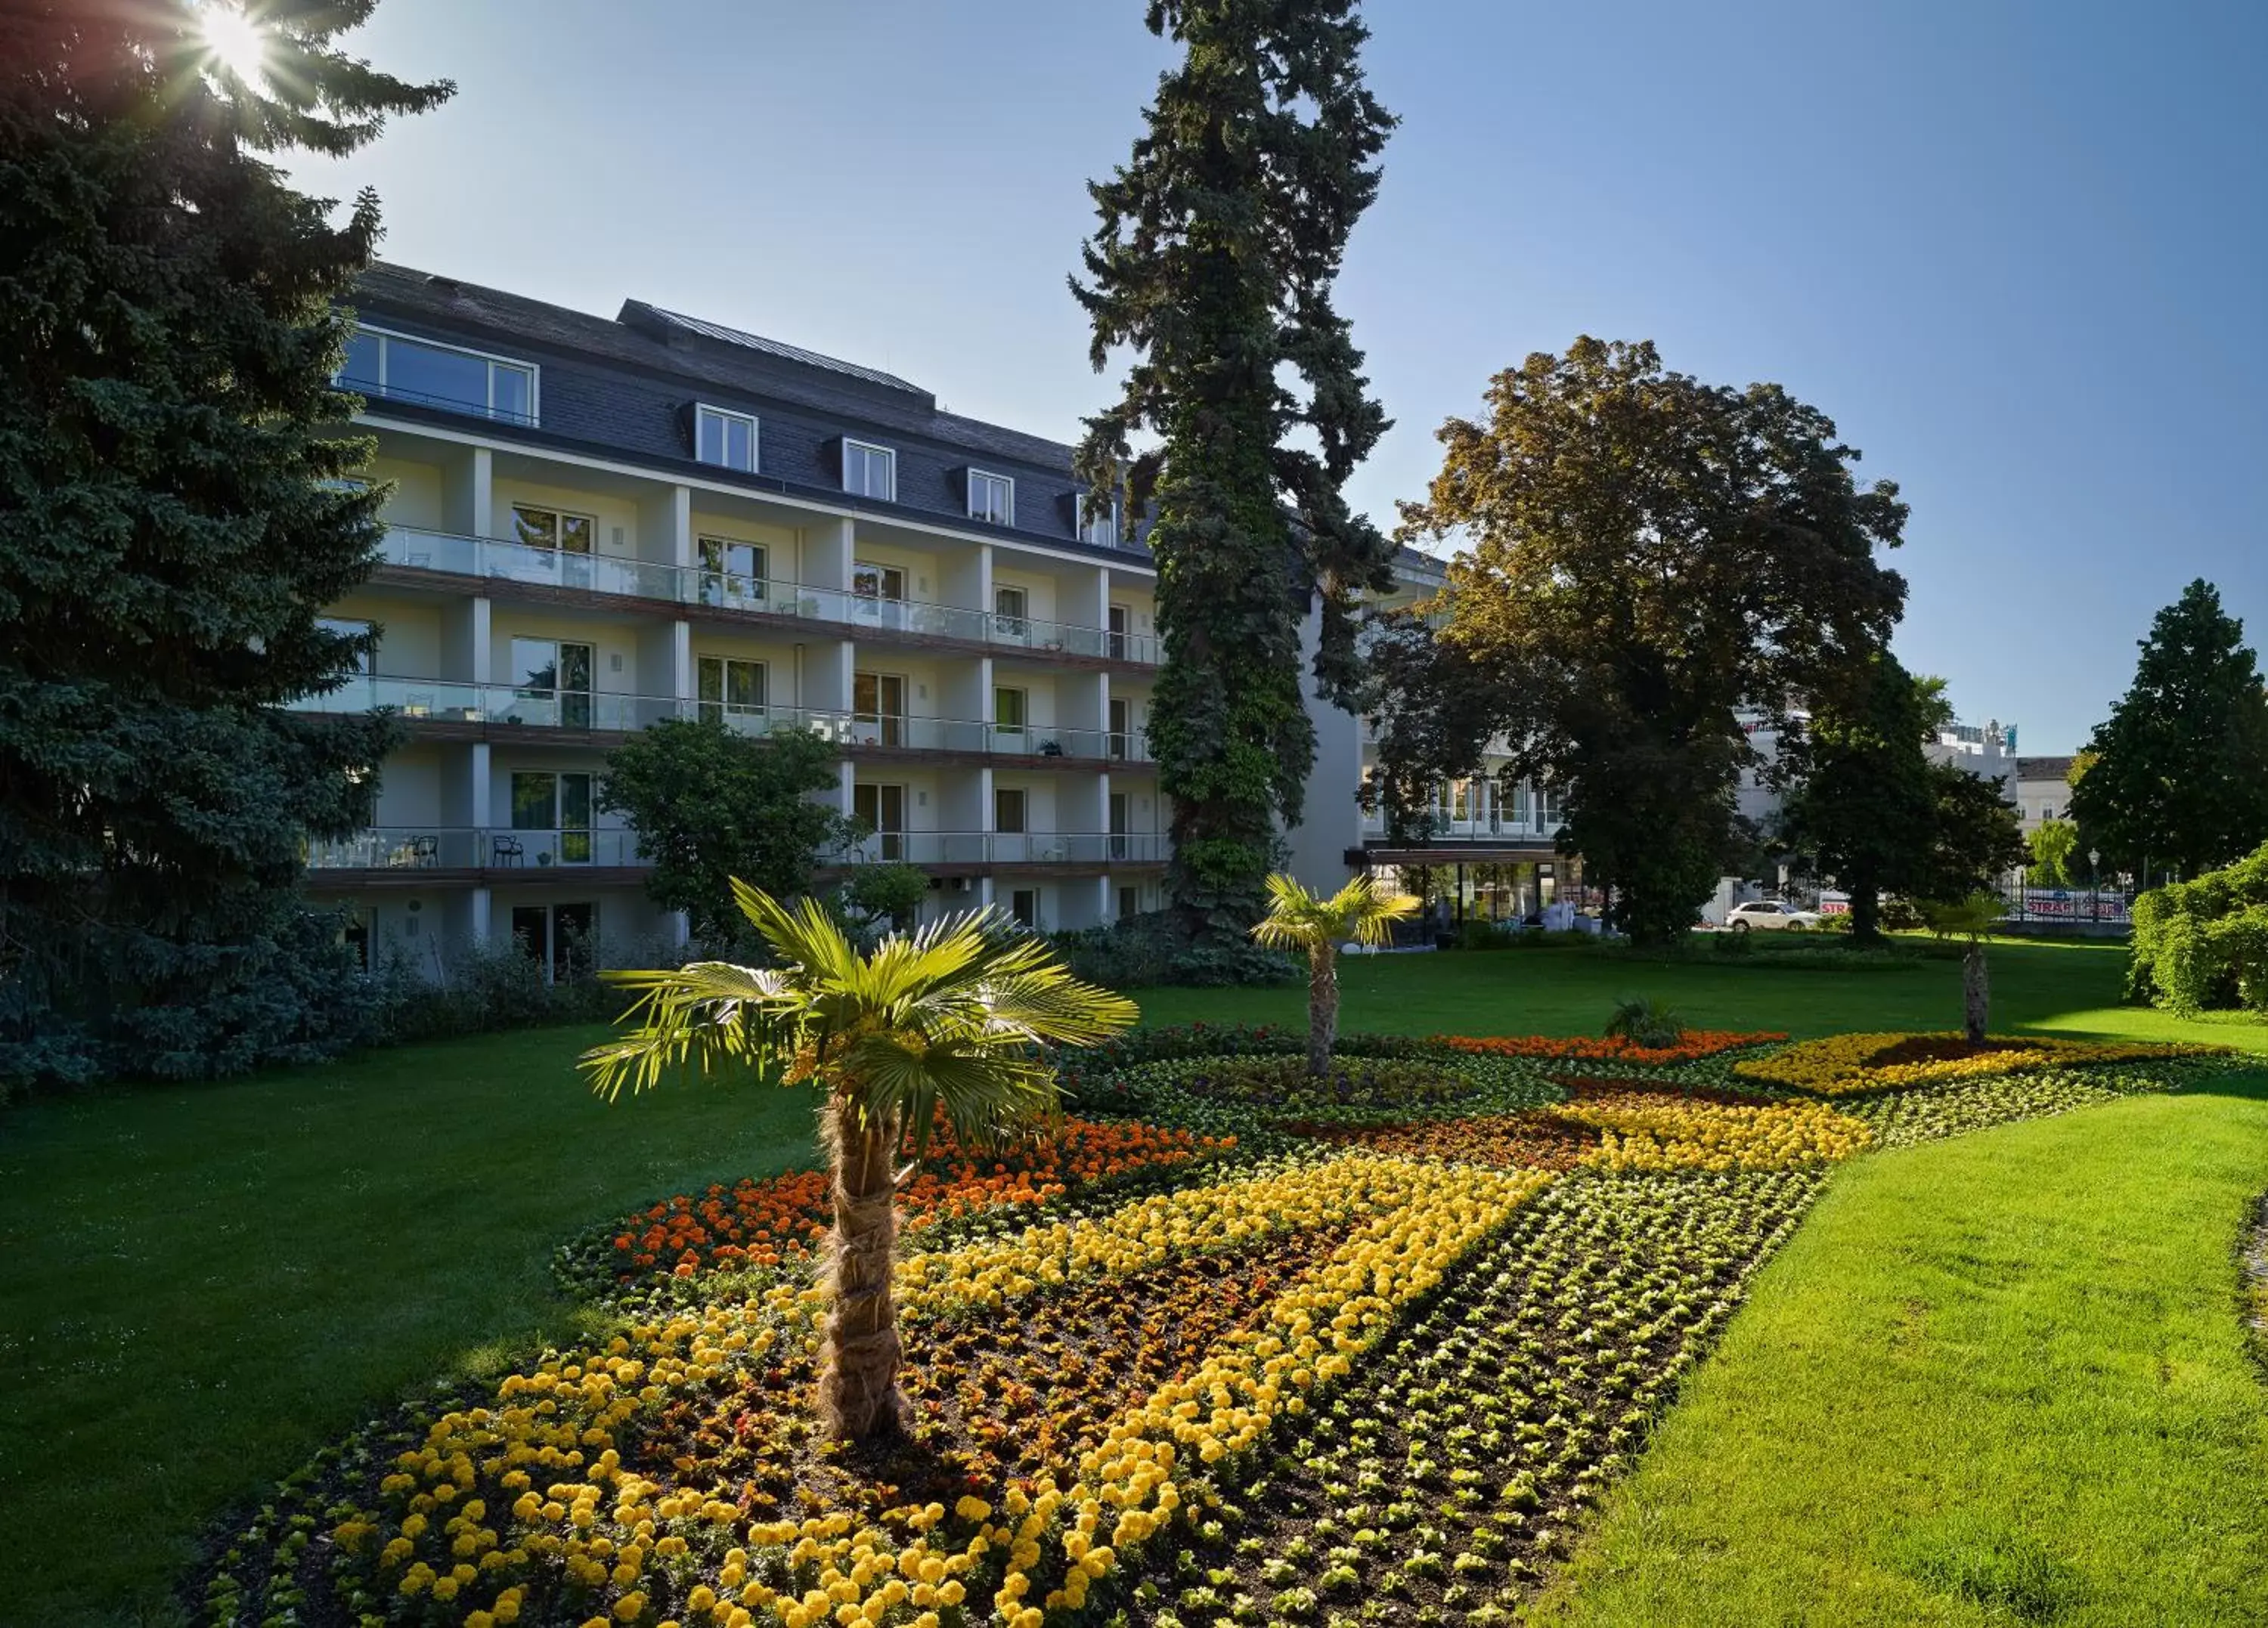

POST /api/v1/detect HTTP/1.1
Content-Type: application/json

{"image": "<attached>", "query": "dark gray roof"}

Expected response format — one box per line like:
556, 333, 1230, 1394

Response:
352, 262, 1080, 475
2016, 754, 2077, 783
617, 300, 925, 396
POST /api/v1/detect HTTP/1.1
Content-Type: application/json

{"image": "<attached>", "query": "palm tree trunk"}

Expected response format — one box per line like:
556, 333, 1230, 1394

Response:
1963, 944, 1990, 1044
817, 1091, 906, 1441
1308, 944, 1339, 1076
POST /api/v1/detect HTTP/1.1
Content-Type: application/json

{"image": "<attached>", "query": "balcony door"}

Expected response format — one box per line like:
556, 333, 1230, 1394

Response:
697, 536, 767, 610
697, 655, 766, 730
512, 770, 593, 865
851, 562, 907, 630
511, 900, 594, 984
853, 782, 906, 862
1109, 791, 1129, 861
1108, 698, 1131, 760
510, 637, 593, 730
1108, 604, 1130, 661
512, 504, 595, 589
853, 670, 906, 747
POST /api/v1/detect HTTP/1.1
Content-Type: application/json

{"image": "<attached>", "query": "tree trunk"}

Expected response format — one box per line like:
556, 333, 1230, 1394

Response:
1850, 867, 1880, 944
1308, 944, 1339, 1075
1963, 944, 1990, 1044
817, 1092, 905, 1441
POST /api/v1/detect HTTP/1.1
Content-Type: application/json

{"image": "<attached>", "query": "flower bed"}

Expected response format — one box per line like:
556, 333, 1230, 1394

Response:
1434, 1030, 1787, 1066
586, 1118, 1232, 1286
200, 1023, 2232, 1627
1734, 1031, 2235, 1095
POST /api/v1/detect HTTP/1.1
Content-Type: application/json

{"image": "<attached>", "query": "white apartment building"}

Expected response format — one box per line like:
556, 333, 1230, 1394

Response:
305, 265, 1173, 976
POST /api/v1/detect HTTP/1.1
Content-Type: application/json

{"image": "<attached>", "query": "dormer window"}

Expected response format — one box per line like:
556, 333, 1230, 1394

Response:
967, 469, 1014, 527
843, 438, 895, 501
694, 404, 758, 472
1076, 492, 1121, 548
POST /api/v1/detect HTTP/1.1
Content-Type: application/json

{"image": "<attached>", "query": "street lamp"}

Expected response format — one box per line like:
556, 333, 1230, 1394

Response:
2089, 848, 2100, 926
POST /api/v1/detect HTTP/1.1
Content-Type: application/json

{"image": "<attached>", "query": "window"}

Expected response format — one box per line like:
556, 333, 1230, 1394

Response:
697, 656, 765, 725
1078, 494, 1120, 548
1009, 889, 1039, 930
1449, 778, 1474, 822
697, 536, 767, 605
1109, 791, 1129, 861
993, 584, 1030, 639
994, 787, 1027, 834
510, 772, 593, 865
853, 562, 906, 599
994, 687, 1027, 743
510, 901, 594, 984
854, 671, 906, 747
843, 439, 895, 500
968, 469, 1014, 526
1109, 697, 1131, 760
510, 505, 596, 586
1108, 604, 1131, 661
1117, 886, 1139, 921
339, 327, 536, 424
854, 783, 906, 862
695, 404, 759, 472
510, 637, 593, 729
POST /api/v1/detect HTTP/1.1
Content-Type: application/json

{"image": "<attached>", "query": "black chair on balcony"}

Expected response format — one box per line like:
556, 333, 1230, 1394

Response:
491, 834, 525, 867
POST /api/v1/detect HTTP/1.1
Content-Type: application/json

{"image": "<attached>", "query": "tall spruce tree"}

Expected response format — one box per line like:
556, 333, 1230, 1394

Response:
2068, 579, 2268, 883
1073, 0, 1399, 939
0, 2, 450, 1083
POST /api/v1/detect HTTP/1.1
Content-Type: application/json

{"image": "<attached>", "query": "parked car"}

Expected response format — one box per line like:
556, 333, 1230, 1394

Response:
1725, 899, 1823, 933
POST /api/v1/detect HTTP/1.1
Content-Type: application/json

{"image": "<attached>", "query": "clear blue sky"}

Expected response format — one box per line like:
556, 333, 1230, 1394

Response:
285, 0, 2268, 755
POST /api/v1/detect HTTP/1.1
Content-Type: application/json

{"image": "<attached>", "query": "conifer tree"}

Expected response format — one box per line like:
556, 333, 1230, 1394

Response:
1073, 0, 1399, 938
2069, 580, 2268, 883
0, 2, 450, 1082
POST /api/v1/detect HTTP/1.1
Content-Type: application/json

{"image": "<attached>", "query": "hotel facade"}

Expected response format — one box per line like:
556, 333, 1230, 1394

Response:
308, 265, 1567, 974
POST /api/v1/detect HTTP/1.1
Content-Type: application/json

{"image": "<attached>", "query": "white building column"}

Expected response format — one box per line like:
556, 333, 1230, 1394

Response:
467, 886, 491, 946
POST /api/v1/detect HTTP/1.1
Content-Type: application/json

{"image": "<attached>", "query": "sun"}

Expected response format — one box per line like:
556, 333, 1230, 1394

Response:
199, 3, 269, 86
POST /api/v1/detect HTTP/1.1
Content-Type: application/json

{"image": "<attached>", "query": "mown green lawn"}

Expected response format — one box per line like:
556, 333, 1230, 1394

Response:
1532, 1072, 2268, 1626
2, 937, 2261, 1621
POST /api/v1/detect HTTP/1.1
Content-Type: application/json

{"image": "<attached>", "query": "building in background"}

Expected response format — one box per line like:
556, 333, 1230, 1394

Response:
2013, 755, 2079, 832
1288, 550, 1574, 924
308, 265, 1172, 976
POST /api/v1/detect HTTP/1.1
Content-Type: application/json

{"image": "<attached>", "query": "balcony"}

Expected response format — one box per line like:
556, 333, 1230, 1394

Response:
290, 679, 1152, 763
1358, 809, 1566, 844
376, 526, 1160, 664
844, 831, 1167, 868
288, 676, 680, 734
303, 826, 647, 875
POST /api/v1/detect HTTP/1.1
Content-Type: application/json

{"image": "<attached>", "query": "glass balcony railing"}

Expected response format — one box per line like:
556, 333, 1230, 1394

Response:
303, 827, 646, 871
1358, 810, 1567, 842
377, 526, 1160, 664
847, 831, 1167, 866
291, 680, 1154, 761
287, 676, 680, 732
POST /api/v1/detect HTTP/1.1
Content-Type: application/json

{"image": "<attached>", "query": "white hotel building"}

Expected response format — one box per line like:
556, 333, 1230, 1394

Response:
305, 265, 1569, 973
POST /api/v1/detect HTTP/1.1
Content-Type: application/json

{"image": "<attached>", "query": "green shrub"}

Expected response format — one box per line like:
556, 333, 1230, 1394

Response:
1047, 915, 1299, 989
1603, 996, 1687, 1048
2129, 842, 2268, 1014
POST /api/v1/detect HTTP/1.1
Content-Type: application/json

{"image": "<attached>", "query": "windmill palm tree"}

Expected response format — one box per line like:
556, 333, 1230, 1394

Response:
1250, 873, 1419, 1074
1922, 890, 2005, 1043
581, 881, 1137, 1441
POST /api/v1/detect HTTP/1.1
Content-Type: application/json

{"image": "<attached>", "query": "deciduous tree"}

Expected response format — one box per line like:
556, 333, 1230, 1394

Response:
0, 1, 448, 1085
599, 721, 860, 952
2068, 580, 2268, 882
2028, 818, 2079, 887
1781, 657, 1947, 942
1073, 0, 1399, 939
1399, 339, 1909, 944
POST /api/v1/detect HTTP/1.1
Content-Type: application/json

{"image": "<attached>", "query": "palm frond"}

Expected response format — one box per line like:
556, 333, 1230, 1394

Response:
580, 959, 801, 1101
